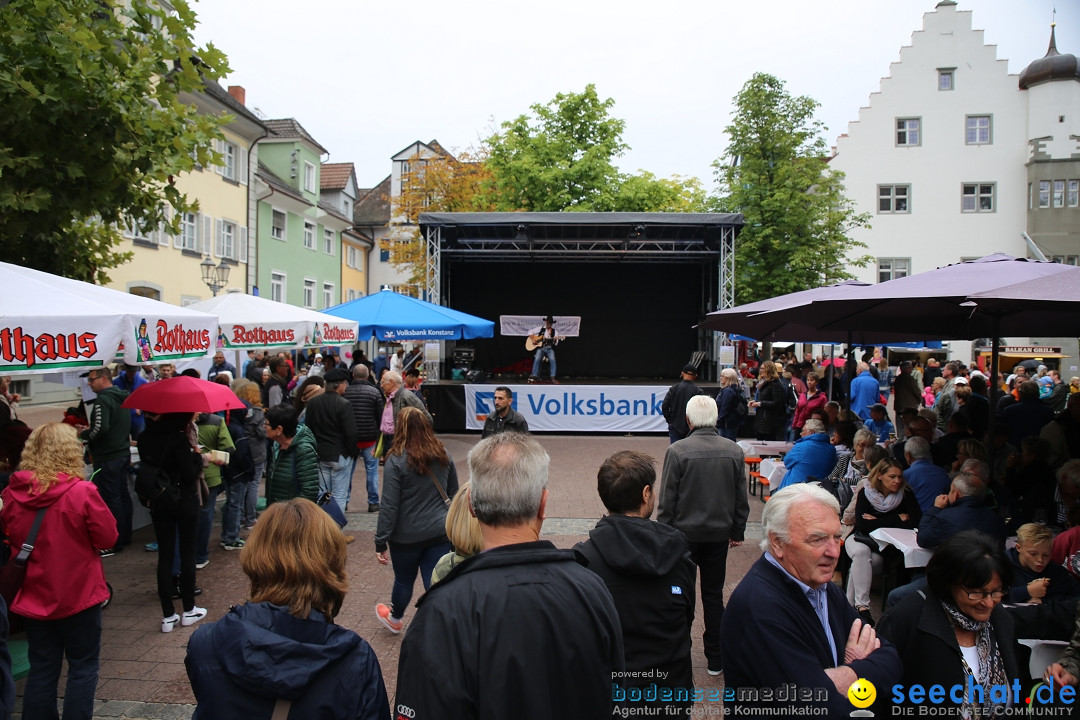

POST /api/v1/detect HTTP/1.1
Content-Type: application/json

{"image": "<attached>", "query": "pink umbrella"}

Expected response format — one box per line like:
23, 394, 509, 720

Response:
121, 376, 247, 414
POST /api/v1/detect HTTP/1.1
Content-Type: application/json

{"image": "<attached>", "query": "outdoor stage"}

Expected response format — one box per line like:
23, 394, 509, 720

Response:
423, 378, 722, 434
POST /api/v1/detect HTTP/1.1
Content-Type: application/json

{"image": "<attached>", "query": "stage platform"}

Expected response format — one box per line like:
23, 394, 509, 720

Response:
422, 378, 722, 434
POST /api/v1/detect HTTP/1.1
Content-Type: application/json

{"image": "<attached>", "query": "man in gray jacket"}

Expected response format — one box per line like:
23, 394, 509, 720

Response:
657, 394, 748, 676
379, 371, 432, 450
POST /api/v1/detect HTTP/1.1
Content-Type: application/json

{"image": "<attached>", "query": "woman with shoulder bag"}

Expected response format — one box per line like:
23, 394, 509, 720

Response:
374, 407, 458, 633
1, 423, 117, 719
138, 412, 207, 633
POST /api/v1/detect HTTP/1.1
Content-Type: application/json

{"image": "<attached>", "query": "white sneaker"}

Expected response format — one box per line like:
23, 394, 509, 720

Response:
182, 606, 207, 627
162, 614, 180, 633
195, 559, 210, 570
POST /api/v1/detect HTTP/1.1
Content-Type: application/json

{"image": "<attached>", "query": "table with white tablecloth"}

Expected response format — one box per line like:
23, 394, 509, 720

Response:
869, 527, 933, 568
758, 459, 787, 496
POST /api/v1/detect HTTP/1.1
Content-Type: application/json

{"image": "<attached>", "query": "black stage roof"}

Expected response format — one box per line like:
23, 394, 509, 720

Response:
419, 212, 743, 263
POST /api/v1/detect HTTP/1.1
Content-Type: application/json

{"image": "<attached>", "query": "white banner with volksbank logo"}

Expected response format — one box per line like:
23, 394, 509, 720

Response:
465, 384, 669, 433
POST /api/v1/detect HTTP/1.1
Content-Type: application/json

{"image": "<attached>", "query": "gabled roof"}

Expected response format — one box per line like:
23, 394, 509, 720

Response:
263, 118, 329, 155
317, 199, 351, 224
201, 79, 266, 129
321, 162, 355, 191
391, 139, 455, 162
353, 176, 391, 226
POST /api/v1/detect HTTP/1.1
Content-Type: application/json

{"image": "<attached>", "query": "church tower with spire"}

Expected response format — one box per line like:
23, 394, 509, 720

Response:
1020, 22, 1080, 262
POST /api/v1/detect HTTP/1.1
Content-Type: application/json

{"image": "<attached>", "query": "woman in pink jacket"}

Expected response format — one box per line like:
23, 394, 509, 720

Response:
1, 422, 117, 720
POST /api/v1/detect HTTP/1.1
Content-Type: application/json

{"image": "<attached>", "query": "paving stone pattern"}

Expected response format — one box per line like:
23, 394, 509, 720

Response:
12, 404, 773, 718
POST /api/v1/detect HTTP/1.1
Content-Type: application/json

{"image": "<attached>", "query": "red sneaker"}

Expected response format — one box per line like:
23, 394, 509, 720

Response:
375, 603, 403, 634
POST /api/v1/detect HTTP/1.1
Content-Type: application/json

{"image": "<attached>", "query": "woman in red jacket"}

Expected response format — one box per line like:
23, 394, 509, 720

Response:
1, 422, 117, 720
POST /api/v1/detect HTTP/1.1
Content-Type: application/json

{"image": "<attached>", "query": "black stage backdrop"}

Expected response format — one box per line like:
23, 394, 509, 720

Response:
445, 261, 714, 379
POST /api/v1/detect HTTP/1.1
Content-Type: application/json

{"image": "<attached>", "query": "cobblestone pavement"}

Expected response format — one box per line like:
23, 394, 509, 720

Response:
12, 403, 771, 718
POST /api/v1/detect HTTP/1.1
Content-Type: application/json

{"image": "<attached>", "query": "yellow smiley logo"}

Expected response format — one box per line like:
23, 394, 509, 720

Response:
847, 678, 876, 709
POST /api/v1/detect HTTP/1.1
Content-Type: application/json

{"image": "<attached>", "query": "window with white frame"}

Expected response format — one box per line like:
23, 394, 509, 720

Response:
896, 118, 920, 146
938, 69, 954, 91
1050, 256, 1080, 266
1069, 180, 1079, 208
877, 258, 910, 283
217, 219, 237, 259
322, 282, 334, 309
179, 211, 198, 251
271, 210, 286, 240
1039, 181, 1051, 208
324, 228, 334, 255
1053, 180, 1065, 208
271, 272, 286, 303
304, 162, 316, 193
878, 185, 910, 213
303, 222, 315, 250
221, 141, 237, 180
965, 115, 991, 145
347, 245, 364, 271
303, 279, 316, 309
961, 183, 995, 213
347, 289, 356, 301
125, 217, 153, 242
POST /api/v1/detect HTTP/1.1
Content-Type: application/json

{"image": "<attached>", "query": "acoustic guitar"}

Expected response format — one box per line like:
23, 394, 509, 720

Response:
525, 334, 566, 351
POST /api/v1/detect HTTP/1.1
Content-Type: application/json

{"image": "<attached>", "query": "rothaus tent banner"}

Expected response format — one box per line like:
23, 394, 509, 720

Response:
499, 316, 582, 337
465, 384, 668, 433
189, 294, 359, 350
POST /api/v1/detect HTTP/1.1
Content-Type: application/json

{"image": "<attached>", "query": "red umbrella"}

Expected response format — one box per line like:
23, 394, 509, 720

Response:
121, 376, 247, 414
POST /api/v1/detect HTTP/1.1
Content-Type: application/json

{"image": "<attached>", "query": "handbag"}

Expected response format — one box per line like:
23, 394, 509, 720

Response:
0, 508, 47, 607
292, 454, 347, 529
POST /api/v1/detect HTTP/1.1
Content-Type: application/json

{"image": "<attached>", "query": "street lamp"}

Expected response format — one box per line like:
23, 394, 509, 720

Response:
200, 254, 230, 296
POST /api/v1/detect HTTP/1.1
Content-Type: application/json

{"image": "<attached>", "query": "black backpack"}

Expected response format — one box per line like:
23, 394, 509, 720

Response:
784, 381, 799, 413
221, 408, 255, 484
733, 391, 748, 417
134, 460, 180, 509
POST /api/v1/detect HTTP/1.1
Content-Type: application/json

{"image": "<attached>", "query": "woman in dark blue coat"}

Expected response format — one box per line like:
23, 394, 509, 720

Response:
185, 499, 389, 720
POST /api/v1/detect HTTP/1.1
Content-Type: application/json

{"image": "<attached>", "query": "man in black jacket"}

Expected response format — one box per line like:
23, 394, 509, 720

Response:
345, 364, 384, 513
661, 364, 702, 444
395, 432, 624, 720
303, 368, 357, 514
575, 450, 695, 717
481, 386, 529, 439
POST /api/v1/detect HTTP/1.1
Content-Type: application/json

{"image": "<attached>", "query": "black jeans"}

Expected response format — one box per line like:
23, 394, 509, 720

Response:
92, 456, 132, 547
151, 496, 199, 617
23, 605, 102, 720
689, 540, 730, 671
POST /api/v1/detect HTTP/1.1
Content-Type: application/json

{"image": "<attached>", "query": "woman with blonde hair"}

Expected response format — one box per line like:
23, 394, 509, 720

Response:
185, 499, 389, 719
1, 422, 118, 720
373, 407, 458, 633
430, 482, 483, 584
844, 457, 921, 626
750, 361, 787, 441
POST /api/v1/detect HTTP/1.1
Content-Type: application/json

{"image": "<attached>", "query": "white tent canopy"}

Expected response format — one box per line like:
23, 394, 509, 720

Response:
187, 292, 359, 350
0, 261, 218, 375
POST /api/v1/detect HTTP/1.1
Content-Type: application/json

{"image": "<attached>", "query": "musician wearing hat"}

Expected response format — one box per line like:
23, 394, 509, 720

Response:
528, 315, 561, 384
662, 364, 703, 444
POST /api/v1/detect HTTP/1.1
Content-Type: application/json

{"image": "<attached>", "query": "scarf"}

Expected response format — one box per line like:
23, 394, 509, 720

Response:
940, 601, 1009, 717
864, 485, 904, 514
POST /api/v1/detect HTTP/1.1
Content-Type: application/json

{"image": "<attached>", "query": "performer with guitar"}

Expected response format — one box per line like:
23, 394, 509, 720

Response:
527, 315, 564, 383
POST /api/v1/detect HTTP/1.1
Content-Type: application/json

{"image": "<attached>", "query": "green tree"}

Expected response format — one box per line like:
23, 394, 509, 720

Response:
0, 0, 230, 283
596, 171, 712, 213
715, 73, 871, 304
486, 84, 628, 211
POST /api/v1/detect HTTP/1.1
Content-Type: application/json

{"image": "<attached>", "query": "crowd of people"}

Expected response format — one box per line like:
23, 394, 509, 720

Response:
1, 345, 1080, 718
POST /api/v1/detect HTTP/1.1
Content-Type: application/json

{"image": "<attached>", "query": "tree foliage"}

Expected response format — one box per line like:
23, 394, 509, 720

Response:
0, 0, 230, 283
485, 84, 628, 211
714, 73, 871, 304
383, 146, 496, 288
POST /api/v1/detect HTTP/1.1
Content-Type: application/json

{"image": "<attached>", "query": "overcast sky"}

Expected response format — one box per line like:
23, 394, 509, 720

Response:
190, 0, 1075, 193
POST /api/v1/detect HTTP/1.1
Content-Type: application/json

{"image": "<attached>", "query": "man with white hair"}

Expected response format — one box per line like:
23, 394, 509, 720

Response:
657, 394, 748, 676
395, 432, 623, 718
720, 484, 901, 716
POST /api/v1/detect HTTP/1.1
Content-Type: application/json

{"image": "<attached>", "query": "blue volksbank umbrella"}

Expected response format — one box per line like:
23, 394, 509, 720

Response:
323, 289, 494, 341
